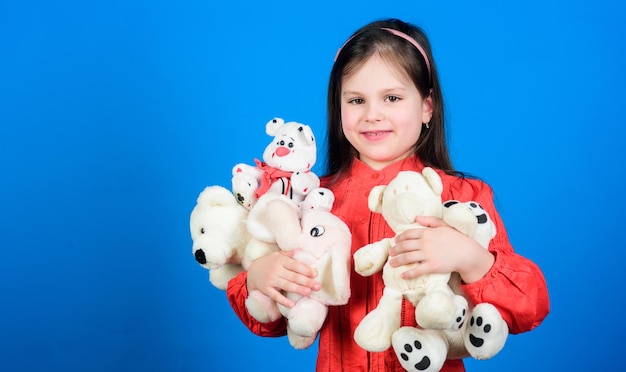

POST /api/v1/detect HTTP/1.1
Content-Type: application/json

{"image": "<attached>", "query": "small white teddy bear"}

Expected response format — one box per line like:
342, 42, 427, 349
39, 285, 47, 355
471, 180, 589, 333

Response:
231, 117, 320, 211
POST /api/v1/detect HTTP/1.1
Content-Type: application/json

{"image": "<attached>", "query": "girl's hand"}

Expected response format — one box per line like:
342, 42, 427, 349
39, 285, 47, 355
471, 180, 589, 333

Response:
246, 250, 321, 309
389, 215, 495, 283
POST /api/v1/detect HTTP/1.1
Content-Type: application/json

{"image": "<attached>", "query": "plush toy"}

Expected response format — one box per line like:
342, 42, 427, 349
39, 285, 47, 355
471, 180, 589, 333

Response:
443, 200, 508, 360
235, 117, 323, 293
353, 169, 468, 353
245, 188, 352, 349
231, 117, 320, 211
189, 185, 251, 290
390, 200, 508, 372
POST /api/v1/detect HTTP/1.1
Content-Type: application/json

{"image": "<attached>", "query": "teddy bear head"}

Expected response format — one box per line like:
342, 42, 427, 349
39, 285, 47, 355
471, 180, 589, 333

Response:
262, 117, 316, 172
190, 185, 250, 270
367, 169, 443, 232
442, 200, 496, 248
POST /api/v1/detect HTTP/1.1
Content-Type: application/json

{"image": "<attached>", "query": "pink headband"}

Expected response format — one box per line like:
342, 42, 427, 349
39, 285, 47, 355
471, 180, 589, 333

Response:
334, 28, 431, 78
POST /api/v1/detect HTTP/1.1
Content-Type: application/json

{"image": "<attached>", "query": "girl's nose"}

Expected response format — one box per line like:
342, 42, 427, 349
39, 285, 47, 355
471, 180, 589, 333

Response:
365, 102, 383, 122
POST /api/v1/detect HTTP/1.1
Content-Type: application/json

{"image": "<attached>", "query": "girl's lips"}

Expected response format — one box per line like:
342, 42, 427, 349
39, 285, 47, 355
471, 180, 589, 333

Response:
362, 130, 392, 140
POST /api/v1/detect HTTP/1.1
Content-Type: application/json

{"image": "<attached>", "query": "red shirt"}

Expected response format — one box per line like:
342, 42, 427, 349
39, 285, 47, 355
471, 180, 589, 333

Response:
226, 156, 550, 371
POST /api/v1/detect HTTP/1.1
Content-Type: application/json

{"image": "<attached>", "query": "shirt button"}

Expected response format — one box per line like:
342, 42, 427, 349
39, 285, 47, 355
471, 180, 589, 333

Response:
372, 173, 380, 179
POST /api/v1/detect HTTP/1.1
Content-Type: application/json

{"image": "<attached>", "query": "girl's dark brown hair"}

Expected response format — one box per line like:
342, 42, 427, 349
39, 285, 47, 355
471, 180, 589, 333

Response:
325, 18, 455, 181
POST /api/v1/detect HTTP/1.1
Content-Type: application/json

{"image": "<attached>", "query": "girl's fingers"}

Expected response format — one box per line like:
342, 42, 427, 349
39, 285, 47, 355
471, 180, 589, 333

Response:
266, 287, 295, 309
389, 250, 424, 267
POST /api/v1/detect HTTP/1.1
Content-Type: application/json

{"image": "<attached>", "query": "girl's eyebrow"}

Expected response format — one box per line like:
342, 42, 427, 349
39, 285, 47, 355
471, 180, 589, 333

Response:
342, 86, 409, 96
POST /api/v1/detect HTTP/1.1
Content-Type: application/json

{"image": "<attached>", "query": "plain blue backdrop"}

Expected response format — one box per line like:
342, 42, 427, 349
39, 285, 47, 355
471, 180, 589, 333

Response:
1, 0, 624, 371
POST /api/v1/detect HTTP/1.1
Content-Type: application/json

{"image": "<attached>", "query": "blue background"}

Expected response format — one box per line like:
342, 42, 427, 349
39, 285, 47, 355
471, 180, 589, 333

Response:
1, 0, 624, 371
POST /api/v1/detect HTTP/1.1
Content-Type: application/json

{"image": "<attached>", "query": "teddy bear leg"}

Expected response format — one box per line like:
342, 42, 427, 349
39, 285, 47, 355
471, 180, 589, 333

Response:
354, 287, 403, 352
415, 291, 466, 331
463, 303, 508, 360
287, 297, 328, 338
245, 289, 281, 323
287, 324, 317, 350
391, 327, 448, 372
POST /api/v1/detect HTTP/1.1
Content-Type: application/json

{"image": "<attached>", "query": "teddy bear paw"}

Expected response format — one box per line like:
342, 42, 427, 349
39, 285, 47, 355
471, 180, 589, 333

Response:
287, 325, 317, 350
464, 303, 508, 360
245, 290, 281, 323
452, 295, 468, 331
391, 327, 447, 372
231, 172, 259, 210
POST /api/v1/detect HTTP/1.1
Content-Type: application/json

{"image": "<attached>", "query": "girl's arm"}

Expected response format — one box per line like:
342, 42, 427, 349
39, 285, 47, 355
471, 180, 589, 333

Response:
391, 180, 549, 334
459, 184, 550, 334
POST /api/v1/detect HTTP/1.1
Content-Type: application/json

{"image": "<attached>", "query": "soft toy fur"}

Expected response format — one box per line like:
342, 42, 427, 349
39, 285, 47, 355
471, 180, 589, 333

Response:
190, 185, 250, 290
390, 200, 508, 372
353, 169, 468, 353
231, 117, 320, 210
245, 188, 352, 349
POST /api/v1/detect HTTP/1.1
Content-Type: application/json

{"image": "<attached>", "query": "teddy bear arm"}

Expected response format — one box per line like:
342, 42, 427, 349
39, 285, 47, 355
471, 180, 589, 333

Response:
290, 171, 321, 195
354, 239, 393, 277
209, 264, 245, 290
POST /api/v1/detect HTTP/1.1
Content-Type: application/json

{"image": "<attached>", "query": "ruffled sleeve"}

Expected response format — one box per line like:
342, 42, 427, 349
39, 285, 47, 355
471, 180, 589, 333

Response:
443, 175, 550, 334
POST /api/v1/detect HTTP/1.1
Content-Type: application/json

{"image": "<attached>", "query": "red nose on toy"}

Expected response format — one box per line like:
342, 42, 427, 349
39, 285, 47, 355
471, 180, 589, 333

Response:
275, 147, 290, 157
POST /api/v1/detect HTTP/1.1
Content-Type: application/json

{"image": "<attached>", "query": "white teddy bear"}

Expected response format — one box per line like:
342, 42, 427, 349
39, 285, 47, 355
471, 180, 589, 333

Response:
189, 185, 251, 290
390, 200, 508, 372
231, 117, 320, 211
353, 169, 468, 353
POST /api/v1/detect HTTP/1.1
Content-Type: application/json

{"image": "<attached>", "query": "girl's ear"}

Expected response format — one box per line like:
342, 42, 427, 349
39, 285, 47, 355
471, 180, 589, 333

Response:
422, 90, 434, 124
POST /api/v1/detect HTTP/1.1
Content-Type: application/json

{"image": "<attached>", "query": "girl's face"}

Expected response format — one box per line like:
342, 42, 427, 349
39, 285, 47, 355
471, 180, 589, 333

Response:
340, 54, 432, 170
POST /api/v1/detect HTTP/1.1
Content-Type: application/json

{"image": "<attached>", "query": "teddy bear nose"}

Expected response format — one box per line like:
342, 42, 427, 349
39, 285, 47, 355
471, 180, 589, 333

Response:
275, 147, 290, 157
194, 249, 207, 264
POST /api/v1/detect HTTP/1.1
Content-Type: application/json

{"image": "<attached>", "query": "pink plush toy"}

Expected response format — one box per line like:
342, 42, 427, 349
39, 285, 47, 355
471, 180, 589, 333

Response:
244, 188, 352, 349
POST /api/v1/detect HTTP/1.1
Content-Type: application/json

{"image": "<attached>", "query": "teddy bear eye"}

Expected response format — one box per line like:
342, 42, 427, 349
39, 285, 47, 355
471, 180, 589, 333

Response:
200, 228, 205, 234
310, 226, 325, 237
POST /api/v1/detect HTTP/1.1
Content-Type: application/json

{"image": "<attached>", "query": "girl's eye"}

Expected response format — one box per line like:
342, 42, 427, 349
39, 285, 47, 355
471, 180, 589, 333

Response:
386, 95, 400, 103
348, 98, 364, 105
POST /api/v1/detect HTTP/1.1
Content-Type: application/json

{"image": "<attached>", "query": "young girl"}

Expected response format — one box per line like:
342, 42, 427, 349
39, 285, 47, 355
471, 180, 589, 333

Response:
226, 18, 550, 371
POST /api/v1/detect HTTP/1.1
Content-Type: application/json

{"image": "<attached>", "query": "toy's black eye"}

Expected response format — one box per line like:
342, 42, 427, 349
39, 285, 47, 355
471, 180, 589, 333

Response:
470, 202, 478, 208
200, 228, 205, 234
310, 226, 325, 237
279, 140, 285, 146
444, 200, 459, 208
288, 142, 294, 148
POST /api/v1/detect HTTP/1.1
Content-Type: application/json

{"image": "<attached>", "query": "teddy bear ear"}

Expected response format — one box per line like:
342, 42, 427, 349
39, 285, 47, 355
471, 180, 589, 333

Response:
265, 117, 285, 136
198, 186, 237, 207
297, 124, 315, 145
367, 185, 387, 213
422, 167, 443, 196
